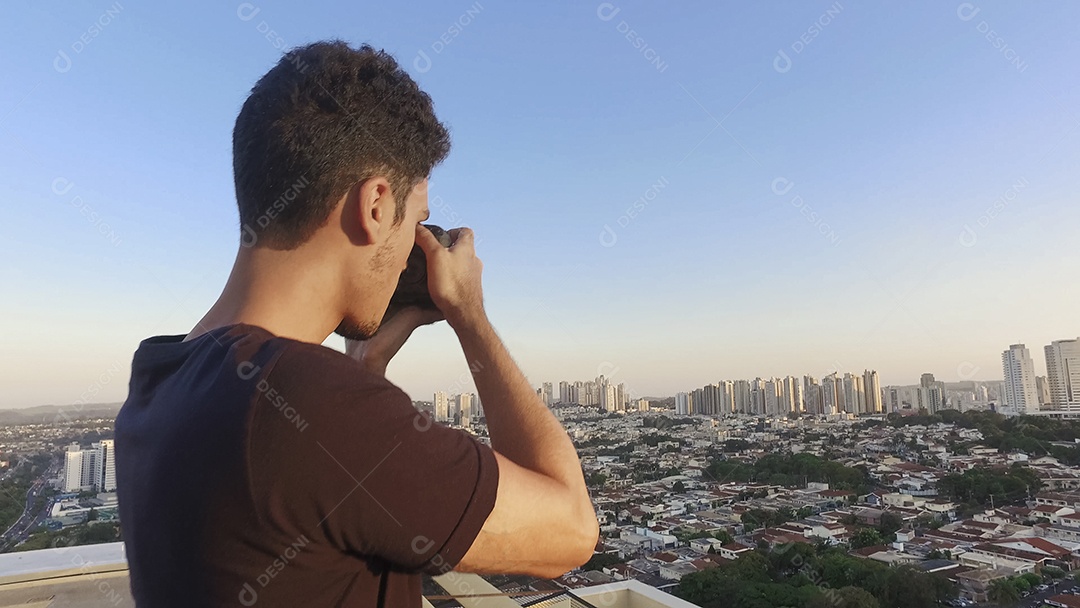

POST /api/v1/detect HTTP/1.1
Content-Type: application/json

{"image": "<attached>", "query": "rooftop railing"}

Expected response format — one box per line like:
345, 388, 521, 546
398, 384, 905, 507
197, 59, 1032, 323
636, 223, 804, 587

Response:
0, 542, 700, 608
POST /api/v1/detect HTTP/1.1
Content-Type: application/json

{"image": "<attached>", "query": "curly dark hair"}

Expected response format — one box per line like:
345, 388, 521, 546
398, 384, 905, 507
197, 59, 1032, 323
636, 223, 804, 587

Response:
233, 40, 451, 249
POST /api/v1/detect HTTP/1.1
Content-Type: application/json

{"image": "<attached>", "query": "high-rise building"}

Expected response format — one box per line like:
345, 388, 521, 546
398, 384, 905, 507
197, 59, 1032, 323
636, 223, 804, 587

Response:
763, 378, 780, 415
691, 383, 723, 415
433, 391, 450, 422
558, 381, 570, 404
541, 382, 553, 407
822, 374, 839, 415
675, 392, 691, 416
63, 443, 84, 492
602, 384, 618, 412
63, 441, 111, 493
1046, 338, 1080, 410
719, 381, 735, 414
778, 377, 795, 413
755, 380, 765, 415
636, 398, 650, 412
580, 380, 598, 406
919, 372, 947, 412
732, 380, 751, 414
788, 376, 804, 413
863, 370, 882, 414
99, 439, 116, 492
1036, 376, 1051, 407
1002, 344, 1039, 414
459, 393, 474, 425
885, 386, 901, 412
842, 373, 865, 414
927, 385, 945, 413
803, 376, 822, 415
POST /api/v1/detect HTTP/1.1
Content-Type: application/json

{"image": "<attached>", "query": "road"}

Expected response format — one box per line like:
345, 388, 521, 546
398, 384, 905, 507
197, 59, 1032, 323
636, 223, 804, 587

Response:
0, 463, 57, 547
1015, 580, 1078, 608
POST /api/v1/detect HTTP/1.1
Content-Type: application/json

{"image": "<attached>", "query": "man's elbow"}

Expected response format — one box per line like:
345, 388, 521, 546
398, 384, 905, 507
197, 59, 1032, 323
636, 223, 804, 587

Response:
554, 506, 600, 577
527, 504, 599, 579
574, 511, 600, 566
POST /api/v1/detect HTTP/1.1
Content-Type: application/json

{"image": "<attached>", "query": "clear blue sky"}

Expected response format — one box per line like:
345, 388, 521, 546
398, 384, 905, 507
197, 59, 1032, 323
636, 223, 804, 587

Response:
2, 1, 1078, 407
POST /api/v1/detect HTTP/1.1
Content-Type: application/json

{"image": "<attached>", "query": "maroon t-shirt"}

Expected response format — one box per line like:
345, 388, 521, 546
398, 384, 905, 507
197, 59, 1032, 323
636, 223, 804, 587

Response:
115, 323, 499, 607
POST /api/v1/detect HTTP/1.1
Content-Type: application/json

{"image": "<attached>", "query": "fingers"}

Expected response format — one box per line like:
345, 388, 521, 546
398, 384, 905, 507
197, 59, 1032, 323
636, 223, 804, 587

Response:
414, 224, 444, 255
414, 307, 446, 326
395, 305, 445, 324
385, 305, 445, 329
446, 227, 475, 250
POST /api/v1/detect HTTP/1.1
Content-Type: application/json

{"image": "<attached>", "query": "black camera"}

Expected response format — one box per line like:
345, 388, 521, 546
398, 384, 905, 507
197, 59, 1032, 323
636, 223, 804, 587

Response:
385, 224, 452, 316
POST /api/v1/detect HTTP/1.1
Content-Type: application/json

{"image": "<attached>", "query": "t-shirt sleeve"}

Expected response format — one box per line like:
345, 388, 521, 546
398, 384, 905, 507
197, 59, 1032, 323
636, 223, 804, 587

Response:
247, 344, 500, 575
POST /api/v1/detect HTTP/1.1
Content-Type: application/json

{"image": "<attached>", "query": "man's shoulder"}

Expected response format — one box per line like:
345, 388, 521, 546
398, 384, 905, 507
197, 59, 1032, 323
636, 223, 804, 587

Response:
264, 336, 408, 402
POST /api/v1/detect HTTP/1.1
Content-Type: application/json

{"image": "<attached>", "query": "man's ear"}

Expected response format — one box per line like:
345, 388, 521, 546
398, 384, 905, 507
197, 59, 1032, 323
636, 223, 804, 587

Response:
356, 176, 394, 243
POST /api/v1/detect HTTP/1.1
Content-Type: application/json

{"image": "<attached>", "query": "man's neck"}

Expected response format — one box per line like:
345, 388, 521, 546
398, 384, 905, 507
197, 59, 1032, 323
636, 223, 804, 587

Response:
185, 247, 343, 345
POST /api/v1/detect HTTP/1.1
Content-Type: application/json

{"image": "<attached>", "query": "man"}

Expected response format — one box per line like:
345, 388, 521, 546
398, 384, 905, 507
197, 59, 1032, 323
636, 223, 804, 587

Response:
115, 40, 598, 607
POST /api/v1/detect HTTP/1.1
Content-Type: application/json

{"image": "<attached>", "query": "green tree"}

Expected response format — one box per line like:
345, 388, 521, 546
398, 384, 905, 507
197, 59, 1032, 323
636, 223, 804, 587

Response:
850, 527, 884, 549
877, 512, 903, 538
585, 472, 608, 488
1012, 576, 1031, 594
987, 578, 1020, 606
809, 586, 880, 608
879, 565, 954, 608
581, 553, 622, 572
1043, 565, 1066, 580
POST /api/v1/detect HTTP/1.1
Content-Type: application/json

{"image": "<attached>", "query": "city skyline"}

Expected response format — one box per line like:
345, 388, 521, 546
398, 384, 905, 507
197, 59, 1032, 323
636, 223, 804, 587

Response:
2, 336, 1077, 410
3, 2, 1079, 407
423, 336, 1077, 416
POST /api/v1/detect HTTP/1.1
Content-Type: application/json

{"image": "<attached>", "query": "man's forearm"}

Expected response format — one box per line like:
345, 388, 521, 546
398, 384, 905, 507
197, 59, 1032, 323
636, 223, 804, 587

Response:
453, 313, 586, 493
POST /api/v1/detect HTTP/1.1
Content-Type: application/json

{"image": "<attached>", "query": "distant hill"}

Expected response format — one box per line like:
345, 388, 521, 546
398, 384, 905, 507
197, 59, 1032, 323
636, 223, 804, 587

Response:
0, 403, 123, 426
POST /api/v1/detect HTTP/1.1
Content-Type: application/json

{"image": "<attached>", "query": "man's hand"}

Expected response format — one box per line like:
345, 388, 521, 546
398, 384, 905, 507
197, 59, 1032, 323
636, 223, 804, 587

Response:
345, 306, 444, 376
414, 224, 486, 330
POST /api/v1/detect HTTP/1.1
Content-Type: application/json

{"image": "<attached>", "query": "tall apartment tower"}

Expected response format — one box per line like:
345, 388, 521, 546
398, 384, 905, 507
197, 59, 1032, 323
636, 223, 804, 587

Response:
63, 442, 112, 493
779, 376, 799, 414
842, 373, 865, 414
1036, 376, 1052, 407
602, 384, 618, 412
675, 392, 691, 416
558, 381, 570, 404
459, 393, 474, 424
433, 391, 450, 422
732, 380, 751, 414
822, 374, 840, 415
803, 376, 822, 415
1046, 339, 1080, 410
99, 439, 116, 492
863, 370, 882, 414
1002, 344, 1039, 414
63, 442, 84, 492
719, 381, 735, 414
919, 372, 947, 412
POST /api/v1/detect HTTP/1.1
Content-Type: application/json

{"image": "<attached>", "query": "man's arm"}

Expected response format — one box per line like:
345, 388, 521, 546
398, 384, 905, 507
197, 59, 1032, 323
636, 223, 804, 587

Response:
451, 312, 598, 577
415, 226, 599, 578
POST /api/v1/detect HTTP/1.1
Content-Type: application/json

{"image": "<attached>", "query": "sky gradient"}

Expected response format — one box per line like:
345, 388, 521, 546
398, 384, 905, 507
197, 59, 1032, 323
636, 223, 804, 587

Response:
2, 1, 1078, 407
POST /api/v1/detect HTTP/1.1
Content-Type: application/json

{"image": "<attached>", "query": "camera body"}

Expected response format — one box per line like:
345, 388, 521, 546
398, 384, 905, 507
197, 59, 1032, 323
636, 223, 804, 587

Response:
385, 224, 452, 317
